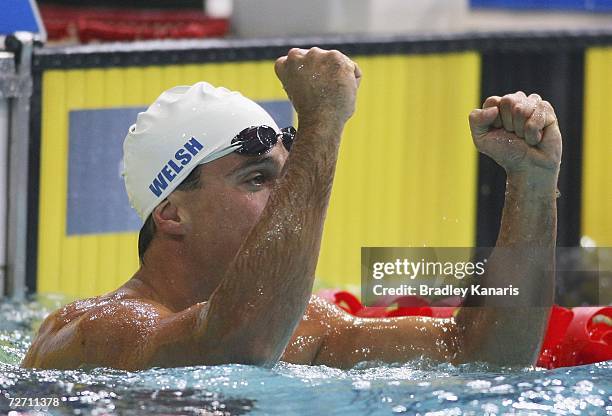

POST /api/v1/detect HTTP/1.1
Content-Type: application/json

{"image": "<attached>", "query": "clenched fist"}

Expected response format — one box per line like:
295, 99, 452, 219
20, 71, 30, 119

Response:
275, 47, 361, 125
469, 91, 562, 184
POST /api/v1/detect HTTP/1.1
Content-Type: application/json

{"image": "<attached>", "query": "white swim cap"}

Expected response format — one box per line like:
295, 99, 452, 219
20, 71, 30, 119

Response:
123, 81, 280, 222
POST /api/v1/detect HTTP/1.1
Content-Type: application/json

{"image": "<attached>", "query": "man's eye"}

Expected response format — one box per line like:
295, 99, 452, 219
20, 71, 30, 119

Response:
247, 174, 266, 187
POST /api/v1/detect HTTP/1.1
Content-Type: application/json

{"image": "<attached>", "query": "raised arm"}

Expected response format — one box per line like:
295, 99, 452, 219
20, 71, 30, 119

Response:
285, 92, 561, 369
455, 91, 560, 365
194, 48, 361, 366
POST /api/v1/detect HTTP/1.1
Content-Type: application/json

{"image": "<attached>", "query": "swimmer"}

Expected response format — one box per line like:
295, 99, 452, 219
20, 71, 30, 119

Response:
22, 47, 561, 370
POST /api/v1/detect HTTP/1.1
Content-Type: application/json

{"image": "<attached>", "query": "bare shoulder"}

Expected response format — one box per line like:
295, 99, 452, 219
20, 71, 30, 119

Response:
22, 290, 173, 370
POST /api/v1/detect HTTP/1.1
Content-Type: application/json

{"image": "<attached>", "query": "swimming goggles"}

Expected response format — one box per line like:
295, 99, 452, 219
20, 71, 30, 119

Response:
230, 125, 296, 156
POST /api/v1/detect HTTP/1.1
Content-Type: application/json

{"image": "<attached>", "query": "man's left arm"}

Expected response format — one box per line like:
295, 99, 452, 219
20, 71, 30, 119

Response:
284, 92, 561, 368
282, 296, 458, 368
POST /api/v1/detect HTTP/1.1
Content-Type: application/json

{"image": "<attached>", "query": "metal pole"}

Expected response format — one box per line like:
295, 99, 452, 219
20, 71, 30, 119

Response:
5, 33, 34, 300
0, 52, 12, 297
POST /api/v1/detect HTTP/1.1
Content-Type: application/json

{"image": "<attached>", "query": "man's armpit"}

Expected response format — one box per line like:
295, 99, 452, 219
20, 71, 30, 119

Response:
281, 296, 352, 364
147, 302, 210, 367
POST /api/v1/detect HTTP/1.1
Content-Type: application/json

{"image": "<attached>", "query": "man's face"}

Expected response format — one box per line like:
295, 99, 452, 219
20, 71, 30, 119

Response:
174, 141, 290, 281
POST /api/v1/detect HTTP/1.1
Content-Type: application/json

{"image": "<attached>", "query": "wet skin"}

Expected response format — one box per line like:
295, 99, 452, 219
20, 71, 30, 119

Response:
22, 50, 561, 370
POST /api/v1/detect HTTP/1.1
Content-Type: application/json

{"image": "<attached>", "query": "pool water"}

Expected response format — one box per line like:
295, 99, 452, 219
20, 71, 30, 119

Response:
1, 295, 611, 415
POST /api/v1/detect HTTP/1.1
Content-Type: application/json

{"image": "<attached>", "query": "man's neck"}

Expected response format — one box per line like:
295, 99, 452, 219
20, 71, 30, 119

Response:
128, 246, 218, 312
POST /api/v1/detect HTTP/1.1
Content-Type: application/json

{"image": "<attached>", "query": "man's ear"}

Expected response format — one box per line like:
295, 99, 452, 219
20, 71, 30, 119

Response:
152, 199, 186, 236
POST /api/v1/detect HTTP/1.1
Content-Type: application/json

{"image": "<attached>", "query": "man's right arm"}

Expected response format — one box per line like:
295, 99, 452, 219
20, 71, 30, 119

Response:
190, 48, 361, 366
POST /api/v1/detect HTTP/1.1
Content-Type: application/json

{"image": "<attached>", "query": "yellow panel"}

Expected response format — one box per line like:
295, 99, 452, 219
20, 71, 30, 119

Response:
78, 69, 105, 297
37, 70, 67, 294
142, 66, 164, 104
582, 48, 612, 246
199, 62, 226, 90
116, 232, 139, 291
38, 55, 480, 298
161, 65, 183, 91
182, 64, 203, 86
94, 69, 124, 296
403, 55, 427, 244
60, 70, 86, 296
316, 52, 480, 288
124, 67, 145, 107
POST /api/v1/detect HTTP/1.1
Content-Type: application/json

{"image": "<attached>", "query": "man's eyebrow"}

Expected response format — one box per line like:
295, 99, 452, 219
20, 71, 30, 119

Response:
228, 156, 281, 176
